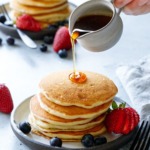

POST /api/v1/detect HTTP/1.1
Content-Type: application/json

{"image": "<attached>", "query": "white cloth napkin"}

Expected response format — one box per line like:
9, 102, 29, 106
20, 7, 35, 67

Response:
116, 55, 150, 121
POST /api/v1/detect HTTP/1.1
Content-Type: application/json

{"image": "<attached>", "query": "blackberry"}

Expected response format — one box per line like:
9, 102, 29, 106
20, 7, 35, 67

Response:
58, 49, 68, 58
40, 44, 48, 52
6, 36, 15, 45
50, 137, 62, 147
19, 122, 31, 134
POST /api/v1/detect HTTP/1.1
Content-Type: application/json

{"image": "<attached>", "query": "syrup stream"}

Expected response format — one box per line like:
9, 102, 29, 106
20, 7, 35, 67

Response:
69, 31, 87, 83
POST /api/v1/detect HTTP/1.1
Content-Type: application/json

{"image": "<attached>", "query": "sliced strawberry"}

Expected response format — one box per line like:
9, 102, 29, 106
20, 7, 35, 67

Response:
105, 108, 125, 133
105, 102, 140, 135
126, 107, 135, 131
16, 14, 41, 32
132, 108, 140, 127
53, 26, 72, 52
122, 108, 131, 134
113, 109, 126, 134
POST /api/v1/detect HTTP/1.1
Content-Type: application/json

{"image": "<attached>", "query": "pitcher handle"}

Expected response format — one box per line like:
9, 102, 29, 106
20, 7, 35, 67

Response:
111, 0, 123, 15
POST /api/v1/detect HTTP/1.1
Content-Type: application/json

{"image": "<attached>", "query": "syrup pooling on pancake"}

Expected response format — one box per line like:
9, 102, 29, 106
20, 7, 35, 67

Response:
28, 70, 118, 141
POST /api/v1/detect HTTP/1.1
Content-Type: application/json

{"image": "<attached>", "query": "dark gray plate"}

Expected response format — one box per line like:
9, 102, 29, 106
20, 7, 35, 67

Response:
0, 3, 76, 40
10, 96, 138, 150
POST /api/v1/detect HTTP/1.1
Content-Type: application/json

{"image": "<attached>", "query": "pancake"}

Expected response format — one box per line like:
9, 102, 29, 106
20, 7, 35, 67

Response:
38, 93, 112, 119
39, 70, 118, 108
11, 8, 70, 24
31, 123, 106, 141
29, 70, 118, 141
10, 0, 69, 15
29, 111, 106, 131
17, 0, 67, 8
30, 96, 99, 126
10, 0, 71, 28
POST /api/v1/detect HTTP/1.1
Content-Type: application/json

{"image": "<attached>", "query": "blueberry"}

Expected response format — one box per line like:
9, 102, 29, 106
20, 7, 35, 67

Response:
58, 20, 68, 26
0, 14, 6, 23
48, 24, 59, 30
40, 44, 48, 52
81, 134, 95, 147
0, 38, 2, 45
56, 20, 68, 26
43, 36, 53, 44
6, 36, 15, 45
19, 122, 31, 134
50, 137, 62, 147
58, 49, 68, 58
94, 136, 107, 146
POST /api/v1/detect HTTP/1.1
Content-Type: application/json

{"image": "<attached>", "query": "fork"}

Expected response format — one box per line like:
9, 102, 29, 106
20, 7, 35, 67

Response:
0, 4, 37, 49
129, 119, 150, 150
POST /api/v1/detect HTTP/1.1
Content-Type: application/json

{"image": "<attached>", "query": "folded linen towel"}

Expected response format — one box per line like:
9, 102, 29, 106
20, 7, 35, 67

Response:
116, 55, 150, 121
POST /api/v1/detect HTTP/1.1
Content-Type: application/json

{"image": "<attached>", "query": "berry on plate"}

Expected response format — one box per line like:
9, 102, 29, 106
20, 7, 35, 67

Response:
43, 36, 54, 44
104, 101, 140, 135
53, 26, 72, 52
50, 137, 62, 147
0, 84, 13, 114
19, 122, 31, 134
16, 14, 41, 32
94, 136, 107, 146
81, 134, 95, 147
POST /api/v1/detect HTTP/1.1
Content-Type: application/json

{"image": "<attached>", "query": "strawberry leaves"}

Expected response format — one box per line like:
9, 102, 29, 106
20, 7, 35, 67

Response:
108, 101, 126, 112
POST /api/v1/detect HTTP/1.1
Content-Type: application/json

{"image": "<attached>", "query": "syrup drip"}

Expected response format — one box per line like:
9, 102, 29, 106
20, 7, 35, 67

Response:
69, 71, 87, 83
69, 31, 87, 83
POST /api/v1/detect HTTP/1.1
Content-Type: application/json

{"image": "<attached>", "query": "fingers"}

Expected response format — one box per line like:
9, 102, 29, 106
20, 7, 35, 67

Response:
114, 0, 133, 8
123, 0, 150, 15
114, 0, 150, 15
123, 3, 150, 15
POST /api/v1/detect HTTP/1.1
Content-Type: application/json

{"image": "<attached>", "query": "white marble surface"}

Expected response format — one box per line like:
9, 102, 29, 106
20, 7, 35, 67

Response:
0, 0, 150, 150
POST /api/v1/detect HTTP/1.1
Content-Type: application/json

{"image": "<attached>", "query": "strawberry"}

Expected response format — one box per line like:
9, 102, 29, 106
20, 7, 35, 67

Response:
0, 84, 13, 114
16, 14, 41, 32
104, 101, 140, 135
53, 26, 72, 52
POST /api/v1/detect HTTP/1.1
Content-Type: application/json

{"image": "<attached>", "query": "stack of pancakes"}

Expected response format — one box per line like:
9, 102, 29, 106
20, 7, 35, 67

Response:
28, 71, 118, 141
10, 0, 71, 28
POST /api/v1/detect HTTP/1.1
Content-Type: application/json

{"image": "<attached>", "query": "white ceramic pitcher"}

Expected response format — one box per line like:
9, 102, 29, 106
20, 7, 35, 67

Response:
69, 0, 123, 52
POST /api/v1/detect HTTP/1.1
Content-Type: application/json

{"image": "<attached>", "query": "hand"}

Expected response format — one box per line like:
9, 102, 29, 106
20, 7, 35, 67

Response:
114, 0, 150, 15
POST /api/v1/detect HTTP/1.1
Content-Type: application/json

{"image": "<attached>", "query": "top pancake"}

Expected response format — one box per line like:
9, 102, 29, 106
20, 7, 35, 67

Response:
39, 70, 118, 108
10, 0, 71, 27
17, 0, 67, 8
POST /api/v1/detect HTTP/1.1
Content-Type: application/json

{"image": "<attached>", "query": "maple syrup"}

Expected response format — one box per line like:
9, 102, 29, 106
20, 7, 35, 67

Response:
69, 32, 87, 83
73, 14, 112, 36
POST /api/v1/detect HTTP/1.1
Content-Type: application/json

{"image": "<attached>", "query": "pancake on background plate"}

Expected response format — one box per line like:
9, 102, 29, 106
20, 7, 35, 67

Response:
10, 0, 71, 28
28, 70, 118, 141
